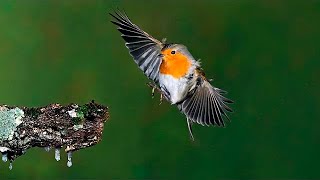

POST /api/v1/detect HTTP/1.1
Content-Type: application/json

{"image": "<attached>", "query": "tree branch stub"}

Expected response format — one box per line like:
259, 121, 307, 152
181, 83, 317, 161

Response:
0, 101, 109, 169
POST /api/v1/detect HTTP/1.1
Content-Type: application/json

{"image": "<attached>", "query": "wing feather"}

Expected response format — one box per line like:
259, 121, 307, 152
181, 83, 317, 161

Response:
178, 78, 233, 127
199, 88, 207, 126
110, 10, 163, 83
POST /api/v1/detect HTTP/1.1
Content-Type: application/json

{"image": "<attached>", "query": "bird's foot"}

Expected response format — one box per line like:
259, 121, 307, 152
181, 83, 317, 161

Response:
151, 86, 155, 98
159, 94, 163, 105
146, 82, 169, 104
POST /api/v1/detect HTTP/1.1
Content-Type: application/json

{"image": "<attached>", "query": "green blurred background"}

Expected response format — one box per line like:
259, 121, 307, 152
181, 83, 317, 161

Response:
0, 0, 319, 179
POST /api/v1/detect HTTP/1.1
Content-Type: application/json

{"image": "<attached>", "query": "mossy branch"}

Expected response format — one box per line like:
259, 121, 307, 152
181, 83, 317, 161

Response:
0, 101, 109, 169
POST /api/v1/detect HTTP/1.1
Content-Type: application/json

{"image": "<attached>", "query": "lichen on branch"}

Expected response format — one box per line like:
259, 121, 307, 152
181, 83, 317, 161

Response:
0, 101, 109, 169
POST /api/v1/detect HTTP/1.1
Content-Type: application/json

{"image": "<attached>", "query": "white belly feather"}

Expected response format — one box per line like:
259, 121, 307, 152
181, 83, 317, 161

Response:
159, 74, 191, 104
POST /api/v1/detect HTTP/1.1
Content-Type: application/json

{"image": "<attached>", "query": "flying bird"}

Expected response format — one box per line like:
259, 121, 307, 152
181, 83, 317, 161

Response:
110, 10, 233, 140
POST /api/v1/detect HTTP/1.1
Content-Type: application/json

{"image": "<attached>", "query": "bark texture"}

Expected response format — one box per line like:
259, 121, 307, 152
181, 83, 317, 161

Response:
0, 101, 109, 162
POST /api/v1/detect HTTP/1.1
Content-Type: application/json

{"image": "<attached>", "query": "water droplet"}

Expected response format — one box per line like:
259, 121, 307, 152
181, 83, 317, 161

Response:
9, 162, 13, 170
67, 152, 72, 167
2, 153, 8, 162
44, 146, 51, 152
55, 148, 60, 161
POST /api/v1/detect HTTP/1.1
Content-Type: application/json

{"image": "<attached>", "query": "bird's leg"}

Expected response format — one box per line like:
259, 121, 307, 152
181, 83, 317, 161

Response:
147, 82, 160, 97
159, 93, 164, 105
146, 82, 170, 104
186, 118, 194, 141
151, 86, 155, 98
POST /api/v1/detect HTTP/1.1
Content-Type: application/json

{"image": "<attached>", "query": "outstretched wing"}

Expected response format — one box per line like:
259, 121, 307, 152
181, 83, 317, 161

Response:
178, 77, 233, 127
110, 10, 164, 83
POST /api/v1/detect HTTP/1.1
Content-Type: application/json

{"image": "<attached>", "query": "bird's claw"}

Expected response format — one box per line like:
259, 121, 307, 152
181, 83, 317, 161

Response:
147, 82, 163, 103
151, 87, 155, 98
146, 82, 170, 105
147, 82, 157, 97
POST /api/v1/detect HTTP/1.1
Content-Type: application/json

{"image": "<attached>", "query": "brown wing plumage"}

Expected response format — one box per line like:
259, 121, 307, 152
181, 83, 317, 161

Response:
178, 76, 233, 128
110, 10, 164, 83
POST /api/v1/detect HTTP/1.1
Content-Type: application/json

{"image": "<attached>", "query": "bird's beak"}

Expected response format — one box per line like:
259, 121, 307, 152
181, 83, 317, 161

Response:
158, 54, 164, 58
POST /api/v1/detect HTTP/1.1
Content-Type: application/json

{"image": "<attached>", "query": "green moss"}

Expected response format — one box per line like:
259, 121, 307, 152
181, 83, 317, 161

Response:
71, 116, 84, 131
69, 104, 96, 130
71, 117, 83, 125
76, 111, 85, 119
77, 104, 89, 118
0, 107, 24, 141
69, 104, 88, 128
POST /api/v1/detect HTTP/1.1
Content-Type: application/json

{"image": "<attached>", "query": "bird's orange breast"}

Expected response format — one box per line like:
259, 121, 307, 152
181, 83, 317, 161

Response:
159, 49, 191, 79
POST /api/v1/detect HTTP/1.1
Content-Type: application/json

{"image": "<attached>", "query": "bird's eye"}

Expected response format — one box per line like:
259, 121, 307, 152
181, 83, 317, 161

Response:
171, 51, 176, 54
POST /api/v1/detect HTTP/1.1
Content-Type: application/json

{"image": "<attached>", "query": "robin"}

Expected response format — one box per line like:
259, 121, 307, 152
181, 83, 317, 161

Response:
110, 10, 233, 140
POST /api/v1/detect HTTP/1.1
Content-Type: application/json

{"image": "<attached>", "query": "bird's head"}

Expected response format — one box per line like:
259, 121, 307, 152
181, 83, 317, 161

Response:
159, 44, 195, 78
160, 44, 188, 58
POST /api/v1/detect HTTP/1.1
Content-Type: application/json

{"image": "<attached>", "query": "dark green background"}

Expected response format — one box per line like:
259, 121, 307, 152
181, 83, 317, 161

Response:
0, 0, 319, 179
